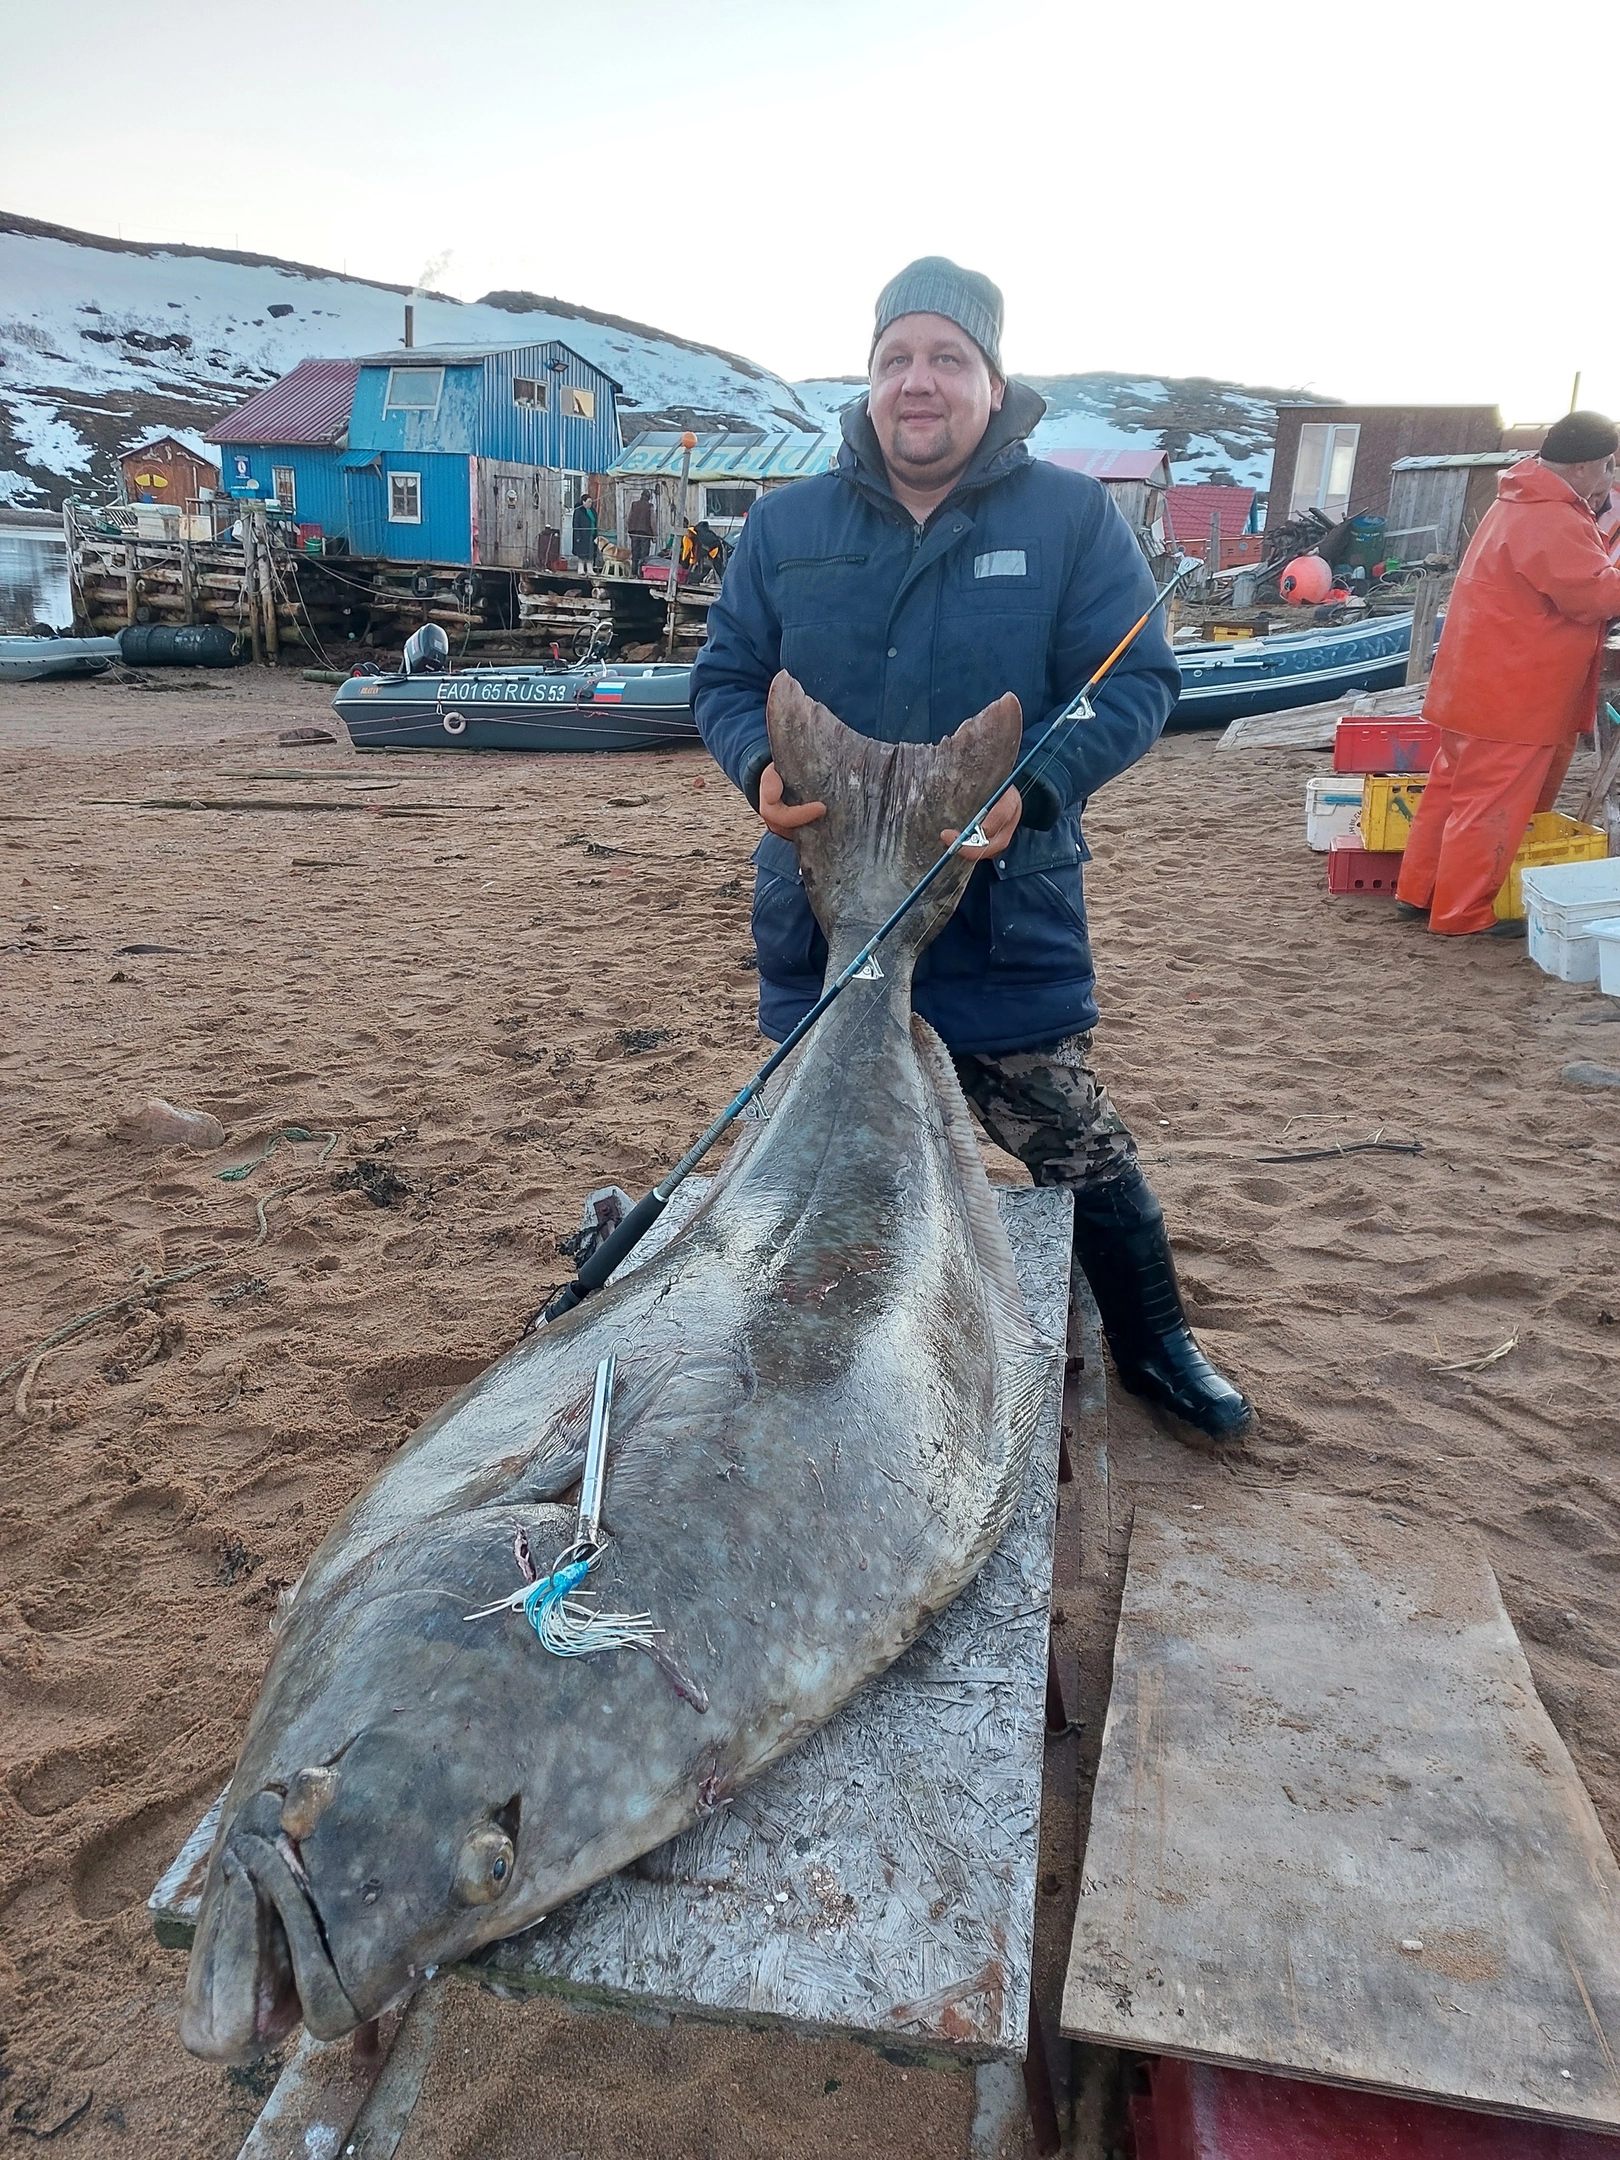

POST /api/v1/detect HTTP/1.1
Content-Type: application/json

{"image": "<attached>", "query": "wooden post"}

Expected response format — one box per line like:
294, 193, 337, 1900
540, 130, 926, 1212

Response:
180, 533, 197, 625
1404, 568, 1447, 687
254, 504, 281, 663
1207, 509, 1222, 580
63, 503, 91, 632
663, 432, 695, 660
239, 503, 263, 665
1578, 699, 1620, 847
124, 532, 139, 627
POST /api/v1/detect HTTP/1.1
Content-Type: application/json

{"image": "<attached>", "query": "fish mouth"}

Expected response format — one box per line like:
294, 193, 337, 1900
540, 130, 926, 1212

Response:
231, 1826, 362, 2040
181, 1792, 362, 2060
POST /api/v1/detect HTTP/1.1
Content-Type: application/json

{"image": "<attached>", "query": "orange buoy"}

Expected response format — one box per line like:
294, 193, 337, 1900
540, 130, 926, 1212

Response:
1280, 554, 1333, 605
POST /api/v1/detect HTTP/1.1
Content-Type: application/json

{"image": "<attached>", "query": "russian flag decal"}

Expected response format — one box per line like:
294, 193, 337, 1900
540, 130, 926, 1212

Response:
592, 682, 626, 702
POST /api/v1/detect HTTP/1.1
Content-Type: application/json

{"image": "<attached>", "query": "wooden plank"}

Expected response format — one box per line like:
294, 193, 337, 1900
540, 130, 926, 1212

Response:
152, 1186, 1072, 2068
1217, 682, 1426, 752
1405, 569, 1450, 685
1061, 1492, 1620, 2133
235, 1997, 421, 2160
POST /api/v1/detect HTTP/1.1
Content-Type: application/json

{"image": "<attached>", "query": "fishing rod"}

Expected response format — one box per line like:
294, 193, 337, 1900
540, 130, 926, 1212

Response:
538, 560, 1199, 1325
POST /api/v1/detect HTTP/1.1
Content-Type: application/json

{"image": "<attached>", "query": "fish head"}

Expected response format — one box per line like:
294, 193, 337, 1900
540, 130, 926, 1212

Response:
181, 1720, 524, 2059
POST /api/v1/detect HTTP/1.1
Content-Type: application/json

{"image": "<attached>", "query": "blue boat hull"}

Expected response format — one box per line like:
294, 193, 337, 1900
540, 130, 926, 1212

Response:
1167, 613, 1414, 730
334, 662, 698, 752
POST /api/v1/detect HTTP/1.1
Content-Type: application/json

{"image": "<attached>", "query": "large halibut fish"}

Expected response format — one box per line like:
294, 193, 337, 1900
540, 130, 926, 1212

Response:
182, 675, 1056, 2060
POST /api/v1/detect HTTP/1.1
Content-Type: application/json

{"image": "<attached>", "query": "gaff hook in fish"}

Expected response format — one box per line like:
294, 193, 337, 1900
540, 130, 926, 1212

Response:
464, 1355, 663, 1657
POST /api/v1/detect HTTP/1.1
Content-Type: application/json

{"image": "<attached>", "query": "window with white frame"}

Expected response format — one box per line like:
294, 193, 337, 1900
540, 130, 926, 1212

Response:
271, 465, 297, 513
1288, 423, 1360, 521
384, 368, 444, 414
388, 471, 423, 523
513, 377, 547, 410
559, 473, 589, 513
562, 385, 595, 420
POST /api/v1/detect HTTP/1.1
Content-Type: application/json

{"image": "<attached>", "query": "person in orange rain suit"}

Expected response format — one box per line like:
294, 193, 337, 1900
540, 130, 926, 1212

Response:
1397, 410, 1620, 936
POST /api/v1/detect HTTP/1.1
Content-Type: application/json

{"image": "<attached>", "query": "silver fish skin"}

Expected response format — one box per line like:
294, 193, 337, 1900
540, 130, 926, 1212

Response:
181, 674, 1056, 2062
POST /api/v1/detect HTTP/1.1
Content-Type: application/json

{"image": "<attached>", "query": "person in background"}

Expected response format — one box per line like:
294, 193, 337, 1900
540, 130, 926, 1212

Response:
628, 488, 656, 575
693, 255, 1252, 1444
571, 487, 598, 573
1397, 411, 1620, 936
690, 519, 727, 585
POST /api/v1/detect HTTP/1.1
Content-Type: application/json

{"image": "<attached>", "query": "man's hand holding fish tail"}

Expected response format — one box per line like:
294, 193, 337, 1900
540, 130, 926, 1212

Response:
693, 255, 1252, 1443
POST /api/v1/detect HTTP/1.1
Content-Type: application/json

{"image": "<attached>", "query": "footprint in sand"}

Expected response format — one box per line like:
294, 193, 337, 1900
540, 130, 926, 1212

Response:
8, 1739, 120, 1819
69, 1782, 222, 1923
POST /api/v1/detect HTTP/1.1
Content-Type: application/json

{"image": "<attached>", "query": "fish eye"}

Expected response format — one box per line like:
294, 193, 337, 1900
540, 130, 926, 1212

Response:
452, 1823, 516, 1905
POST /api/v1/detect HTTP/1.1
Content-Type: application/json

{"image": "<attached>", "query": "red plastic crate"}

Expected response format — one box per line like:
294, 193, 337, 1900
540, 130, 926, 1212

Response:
1332, 716, 1440, 774
1136, 2057, 1620, 2157
1327, 836, 1403, 894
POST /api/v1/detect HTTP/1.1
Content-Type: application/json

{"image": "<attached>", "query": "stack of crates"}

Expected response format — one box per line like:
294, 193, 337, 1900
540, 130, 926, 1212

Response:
1321, 716, 1604, 910
1493, 813, 1606, 920
1324, 715, 1438, 896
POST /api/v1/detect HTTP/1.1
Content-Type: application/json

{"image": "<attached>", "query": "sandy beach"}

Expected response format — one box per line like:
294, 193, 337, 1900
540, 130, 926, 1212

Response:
2, 667, 1618, 2157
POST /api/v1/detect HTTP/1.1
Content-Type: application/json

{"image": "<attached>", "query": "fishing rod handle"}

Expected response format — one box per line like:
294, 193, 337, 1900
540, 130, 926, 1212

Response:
539, 1189, 669, 1323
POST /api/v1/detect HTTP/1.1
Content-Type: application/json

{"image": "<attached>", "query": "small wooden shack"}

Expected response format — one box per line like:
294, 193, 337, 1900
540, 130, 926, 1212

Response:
607, 429, 839, 549
120, 430, 219, 507
1385, 450, 1523, 565
1038, 447, 1172, 562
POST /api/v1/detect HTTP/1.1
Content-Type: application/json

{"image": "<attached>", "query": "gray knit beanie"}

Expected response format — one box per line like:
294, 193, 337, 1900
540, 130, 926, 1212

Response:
870, 256, 1004, 375
1540, 410, 1618, 464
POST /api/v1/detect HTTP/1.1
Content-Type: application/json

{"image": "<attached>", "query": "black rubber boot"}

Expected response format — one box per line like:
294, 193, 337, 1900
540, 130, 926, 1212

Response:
1069, 1169, 1253, 1442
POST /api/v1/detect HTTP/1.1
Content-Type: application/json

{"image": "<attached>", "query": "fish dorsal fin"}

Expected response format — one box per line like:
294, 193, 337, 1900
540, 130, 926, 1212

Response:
908, 1016, 1042, 1343
766, 673, 1021, 955
910, 1016, 1060, 1482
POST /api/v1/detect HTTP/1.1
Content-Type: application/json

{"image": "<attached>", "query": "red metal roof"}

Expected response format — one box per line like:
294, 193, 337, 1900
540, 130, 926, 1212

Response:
1164, 484, 1257, 543
210, 360, 360, 445
1041, 447, 1170, 483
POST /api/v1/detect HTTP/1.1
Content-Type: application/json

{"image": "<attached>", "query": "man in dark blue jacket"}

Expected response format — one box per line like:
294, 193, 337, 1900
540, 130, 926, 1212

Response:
692, 257, 1250, 1442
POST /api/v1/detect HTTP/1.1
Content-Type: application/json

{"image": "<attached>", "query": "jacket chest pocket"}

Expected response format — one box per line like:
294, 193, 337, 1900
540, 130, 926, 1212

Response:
955, 538, 1044, 600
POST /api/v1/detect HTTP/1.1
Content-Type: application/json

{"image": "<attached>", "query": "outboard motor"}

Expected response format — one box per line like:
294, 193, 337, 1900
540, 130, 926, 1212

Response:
401, 622, 449, 677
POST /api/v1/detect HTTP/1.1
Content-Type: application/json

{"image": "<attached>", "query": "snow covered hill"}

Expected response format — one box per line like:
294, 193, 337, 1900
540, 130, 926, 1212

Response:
795, 372, 1307, 492
0, 213, 822, 507
0, 211, 1314, 509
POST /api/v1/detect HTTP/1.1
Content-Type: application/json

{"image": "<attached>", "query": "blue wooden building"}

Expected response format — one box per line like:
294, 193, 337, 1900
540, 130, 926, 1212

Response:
209, 342, 623, 567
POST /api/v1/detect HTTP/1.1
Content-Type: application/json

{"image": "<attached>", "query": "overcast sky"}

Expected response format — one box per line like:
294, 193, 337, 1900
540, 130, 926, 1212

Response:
4, 0, 1617, 421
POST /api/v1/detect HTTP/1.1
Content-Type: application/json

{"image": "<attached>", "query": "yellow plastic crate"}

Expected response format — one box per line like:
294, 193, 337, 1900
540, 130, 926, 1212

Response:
1493, 812, 1608, 921
1359, 773, 1428, 852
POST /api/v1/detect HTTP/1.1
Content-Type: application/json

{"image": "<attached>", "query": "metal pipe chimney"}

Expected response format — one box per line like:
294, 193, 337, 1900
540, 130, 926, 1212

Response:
404, 304, 415, 350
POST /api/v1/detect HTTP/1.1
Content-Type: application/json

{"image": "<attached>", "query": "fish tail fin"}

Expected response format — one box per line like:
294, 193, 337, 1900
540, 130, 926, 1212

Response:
765, 673, 1021, 960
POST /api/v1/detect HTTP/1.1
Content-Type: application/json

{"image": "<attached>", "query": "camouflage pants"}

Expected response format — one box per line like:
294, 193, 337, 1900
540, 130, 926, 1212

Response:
951, 1032, 1140, 1191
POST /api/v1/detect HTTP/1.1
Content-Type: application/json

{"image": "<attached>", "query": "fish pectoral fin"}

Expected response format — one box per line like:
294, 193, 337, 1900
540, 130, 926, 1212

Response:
504, 1346, 691, 1505
511, 1445, 586, 1505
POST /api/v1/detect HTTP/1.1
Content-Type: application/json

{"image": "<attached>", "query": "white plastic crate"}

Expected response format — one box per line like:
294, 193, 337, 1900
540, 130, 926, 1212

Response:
1597, 920, 1620, 998
1522, 857, 1620, 983
1305, 775, 1365, 853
